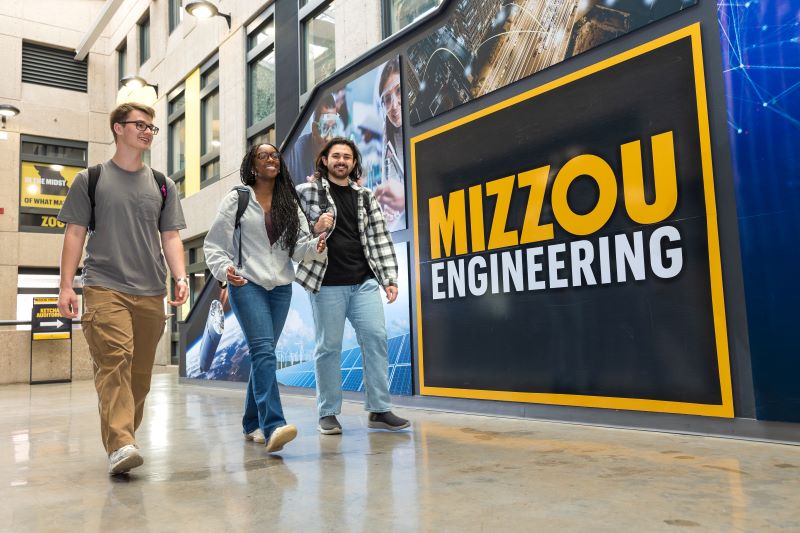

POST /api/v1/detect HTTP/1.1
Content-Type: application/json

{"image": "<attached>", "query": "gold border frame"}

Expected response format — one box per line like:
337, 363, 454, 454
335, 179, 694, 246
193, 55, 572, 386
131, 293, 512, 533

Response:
410, 24, 734, 418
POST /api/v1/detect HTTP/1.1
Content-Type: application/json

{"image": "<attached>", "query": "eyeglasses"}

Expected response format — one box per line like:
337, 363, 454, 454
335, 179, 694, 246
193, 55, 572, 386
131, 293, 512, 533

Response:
380, 81, 401, 109
118, 120, 159, 134
256, 151, 281, 161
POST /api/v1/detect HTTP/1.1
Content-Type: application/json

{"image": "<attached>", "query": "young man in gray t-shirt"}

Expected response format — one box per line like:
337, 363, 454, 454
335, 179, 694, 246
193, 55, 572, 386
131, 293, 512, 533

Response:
57, 102, 188, 475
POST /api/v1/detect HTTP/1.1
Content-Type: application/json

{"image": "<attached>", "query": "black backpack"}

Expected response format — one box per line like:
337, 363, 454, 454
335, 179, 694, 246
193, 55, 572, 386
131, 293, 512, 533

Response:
87, 163, 168, 232
233, 186, 250, 268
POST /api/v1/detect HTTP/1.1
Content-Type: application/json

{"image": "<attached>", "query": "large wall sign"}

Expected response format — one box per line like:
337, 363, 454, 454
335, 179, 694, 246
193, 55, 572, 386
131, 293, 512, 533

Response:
411, 25, 733, 417
19, 162, 82, 232
717, 1, 800, 422
284, 57, 407, 231
405, 0, 697, 124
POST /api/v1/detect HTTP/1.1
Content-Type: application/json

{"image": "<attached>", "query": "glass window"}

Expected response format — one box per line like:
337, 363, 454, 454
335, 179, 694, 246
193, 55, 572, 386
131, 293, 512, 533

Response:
117, 41, 127, 79
169, 0, 183, 33
248, 17, 274, 49
384, 0, 442, 36
201, 64, 219, 89
201, 158, 220, 182
249, 49, 275, 125
202, 91, 220, 155
169, 116, 185, 176
248, 126, 276, 148
139, 13, 150, 65
302, 1, 336, 93
20, 142, 86, 163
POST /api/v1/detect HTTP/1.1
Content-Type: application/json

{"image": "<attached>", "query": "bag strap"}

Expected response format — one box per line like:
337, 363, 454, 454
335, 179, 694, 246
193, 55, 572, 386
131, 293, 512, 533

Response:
87, 164, 103, 232
316, 177, 329, 213
152, 169, 168, 211
233, 186, 250, 268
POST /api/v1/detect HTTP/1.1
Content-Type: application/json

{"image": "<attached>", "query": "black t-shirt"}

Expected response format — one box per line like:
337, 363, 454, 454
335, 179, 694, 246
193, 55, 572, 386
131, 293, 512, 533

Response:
323, 181, 373, 285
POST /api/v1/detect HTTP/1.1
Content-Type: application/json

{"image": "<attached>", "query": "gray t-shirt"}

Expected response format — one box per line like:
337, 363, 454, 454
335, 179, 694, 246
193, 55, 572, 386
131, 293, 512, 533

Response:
57, 159, 186, 296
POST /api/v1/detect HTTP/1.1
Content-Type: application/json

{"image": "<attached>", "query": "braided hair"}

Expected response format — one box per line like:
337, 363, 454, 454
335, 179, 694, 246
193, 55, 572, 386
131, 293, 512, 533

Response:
239, 143, 302, 256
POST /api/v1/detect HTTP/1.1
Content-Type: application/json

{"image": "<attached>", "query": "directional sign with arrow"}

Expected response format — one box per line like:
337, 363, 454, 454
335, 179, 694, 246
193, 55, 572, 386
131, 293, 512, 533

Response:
31, 298, 72, 341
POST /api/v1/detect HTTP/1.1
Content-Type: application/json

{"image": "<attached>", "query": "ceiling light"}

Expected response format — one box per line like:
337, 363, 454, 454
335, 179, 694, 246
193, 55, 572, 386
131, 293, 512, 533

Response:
185, 1, 231, 28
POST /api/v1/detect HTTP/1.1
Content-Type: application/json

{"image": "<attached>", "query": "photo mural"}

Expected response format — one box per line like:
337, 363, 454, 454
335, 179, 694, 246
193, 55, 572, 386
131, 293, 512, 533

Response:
405, 0, 697, 124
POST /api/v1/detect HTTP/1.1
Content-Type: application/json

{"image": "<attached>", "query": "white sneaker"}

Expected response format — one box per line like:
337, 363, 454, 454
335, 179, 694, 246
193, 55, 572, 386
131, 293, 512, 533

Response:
245, 428, 266, 444
108, 444, 143, 474
265, 424, 297, 453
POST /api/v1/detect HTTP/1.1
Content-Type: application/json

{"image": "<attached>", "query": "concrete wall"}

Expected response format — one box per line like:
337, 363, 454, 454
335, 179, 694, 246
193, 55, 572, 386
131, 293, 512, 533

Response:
0, 330, 93, 385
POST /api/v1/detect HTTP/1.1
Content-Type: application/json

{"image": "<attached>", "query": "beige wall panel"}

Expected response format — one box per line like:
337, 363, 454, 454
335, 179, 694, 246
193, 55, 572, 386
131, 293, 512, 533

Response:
0, 233, 20, 266
0, 35, 22, 99
0, 331, 29, 385
0, 132, 21, 232
335, 0, 382, 67
18, 233, 63, 266
30, 338, 72, 382
0, 265, 18, 320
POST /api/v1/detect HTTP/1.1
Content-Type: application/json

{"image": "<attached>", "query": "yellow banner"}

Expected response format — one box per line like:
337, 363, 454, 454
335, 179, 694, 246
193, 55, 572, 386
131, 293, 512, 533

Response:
20, 161, 83, 211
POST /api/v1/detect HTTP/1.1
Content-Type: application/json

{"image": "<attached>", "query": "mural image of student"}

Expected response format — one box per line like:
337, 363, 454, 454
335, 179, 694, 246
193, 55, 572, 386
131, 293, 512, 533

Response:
295, 137, 410, 435
375, 58, 405, 230
204, 143, 327, 453
284, 94, 344, 183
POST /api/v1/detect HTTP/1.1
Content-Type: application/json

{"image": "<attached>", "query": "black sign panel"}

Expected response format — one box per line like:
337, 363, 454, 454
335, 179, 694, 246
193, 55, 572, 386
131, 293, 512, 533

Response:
31, 301, 71, 340
410, 25, 733, 417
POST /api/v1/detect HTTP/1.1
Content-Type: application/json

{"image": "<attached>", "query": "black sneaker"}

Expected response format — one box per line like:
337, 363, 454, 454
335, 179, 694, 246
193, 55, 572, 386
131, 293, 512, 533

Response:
368, 411, 410, 431
318, 415, 342, 435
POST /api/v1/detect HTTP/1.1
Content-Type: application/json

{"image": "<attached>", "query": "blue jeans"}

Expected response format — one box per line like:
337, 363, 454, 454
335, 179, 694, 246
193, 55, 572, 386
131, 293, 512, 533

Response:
309, 278, 392, 416
229, 282, 292, 439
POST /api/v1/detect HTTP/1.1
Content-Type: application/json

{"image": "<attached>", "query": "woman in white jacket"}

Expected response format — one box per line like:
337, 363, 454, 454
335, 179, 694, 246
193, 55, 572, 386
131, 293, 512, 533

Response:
204, 143, 326, 453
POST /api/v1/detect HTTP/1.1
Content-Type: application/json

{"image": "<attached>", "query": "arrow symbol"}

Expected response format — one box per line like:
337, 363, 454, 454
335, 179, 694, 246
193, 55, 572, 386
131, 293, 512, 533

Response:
40, 320, 66, 328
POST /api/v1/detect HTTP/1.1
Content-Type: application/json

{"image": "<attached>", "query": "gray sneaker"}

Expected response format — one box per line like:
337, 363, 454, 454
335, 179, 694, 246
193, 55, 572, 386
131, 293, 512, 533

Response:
368, 411, 410, 431
108, 444, 144, 474
318, 415, 342, 435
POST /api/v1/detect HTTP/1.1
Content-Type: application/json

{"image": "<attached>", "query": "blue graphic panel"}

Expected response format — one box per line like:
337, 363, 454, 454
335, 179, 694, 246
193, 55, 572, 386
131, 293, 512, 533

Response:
718, 1, 800, 421
276, 333, 413, 395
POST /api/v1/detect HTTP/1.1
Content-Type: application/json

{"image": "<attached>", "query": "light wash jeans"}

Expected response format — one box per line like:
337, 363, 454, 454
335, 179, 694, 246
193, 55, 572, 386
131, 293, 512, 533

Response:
229, 282, 292, 439
309, 278, 392, 417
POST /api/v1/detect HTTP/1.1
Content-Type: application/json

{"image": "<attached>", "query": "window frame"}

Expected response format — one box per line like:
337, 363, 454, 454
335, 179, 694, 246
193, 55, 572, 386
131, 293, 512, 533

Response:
246, 6, 277, 143
138, 9, 151, 66
117, 39, 127, 81
169, 0, 183, 34
200, 54, 221, 188
299, 0, 336, 98
167, 86, 186, 196
380, 0, 442, 39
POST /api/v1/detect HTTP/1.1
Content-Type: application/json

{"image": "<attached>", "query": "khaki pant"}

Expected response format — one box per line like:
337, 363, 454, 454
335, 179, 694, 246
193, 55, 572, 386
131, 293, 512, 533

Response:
81, 286, 166, 454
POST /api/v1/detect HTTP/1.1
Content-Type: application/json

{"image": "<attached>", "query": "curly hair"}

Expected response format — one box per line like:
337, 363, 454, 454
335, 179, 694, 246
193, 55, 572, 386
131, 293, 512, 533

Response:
239, 143, 302, 255
313, 137, 363, 182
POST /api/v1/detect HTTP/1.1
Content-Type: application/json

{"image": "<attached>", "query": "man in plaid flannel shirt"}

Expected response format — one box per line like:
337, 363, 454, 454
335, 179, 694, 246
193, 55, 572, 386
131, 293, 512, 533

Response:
296, 137, 410, 434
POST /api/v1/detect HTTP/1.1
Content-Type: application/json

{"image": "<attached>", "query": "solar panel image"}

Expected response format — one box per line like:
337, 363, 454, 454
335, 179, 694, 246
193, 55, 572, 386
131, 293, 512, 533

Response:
276, 334, 412, 395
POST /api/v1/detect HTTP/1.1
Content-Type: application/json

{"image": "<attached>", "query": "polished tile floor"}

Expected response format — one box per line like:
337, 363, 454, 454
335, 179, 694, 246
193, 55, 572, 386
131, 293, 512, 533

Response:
1, 373, 799, 532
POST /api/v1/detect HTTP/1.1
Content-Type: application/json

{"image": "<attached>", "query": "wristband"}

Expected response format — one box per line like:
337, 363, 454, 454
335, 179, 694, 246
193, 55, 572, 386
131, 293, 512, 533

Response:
175, 277, 188, 285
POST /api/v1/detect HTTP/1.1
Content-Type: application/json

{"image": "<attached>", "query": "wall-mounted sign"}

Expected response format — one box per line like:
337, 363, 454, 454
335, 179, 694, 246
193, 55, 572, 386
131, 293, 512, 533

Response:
19, 162, 83, 233
411, 25, 733, 417
31, 297, 71, 341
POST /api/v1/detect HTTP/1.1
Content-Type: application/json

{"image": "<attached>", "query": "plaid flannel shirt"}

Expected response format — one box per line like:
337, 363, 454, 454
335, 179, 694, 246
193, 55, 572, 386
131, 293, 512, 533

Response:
295, 178, 398, 293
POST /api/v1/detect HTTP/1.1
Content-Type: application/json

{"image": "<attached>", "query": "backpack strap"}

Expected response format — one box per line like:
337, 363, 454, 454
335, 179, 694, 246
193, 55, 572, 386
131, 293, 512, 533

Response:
87, 164, 103, 232
151, 169, 168, 211
233, 186, 250, 268
316, 177, 329, 213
